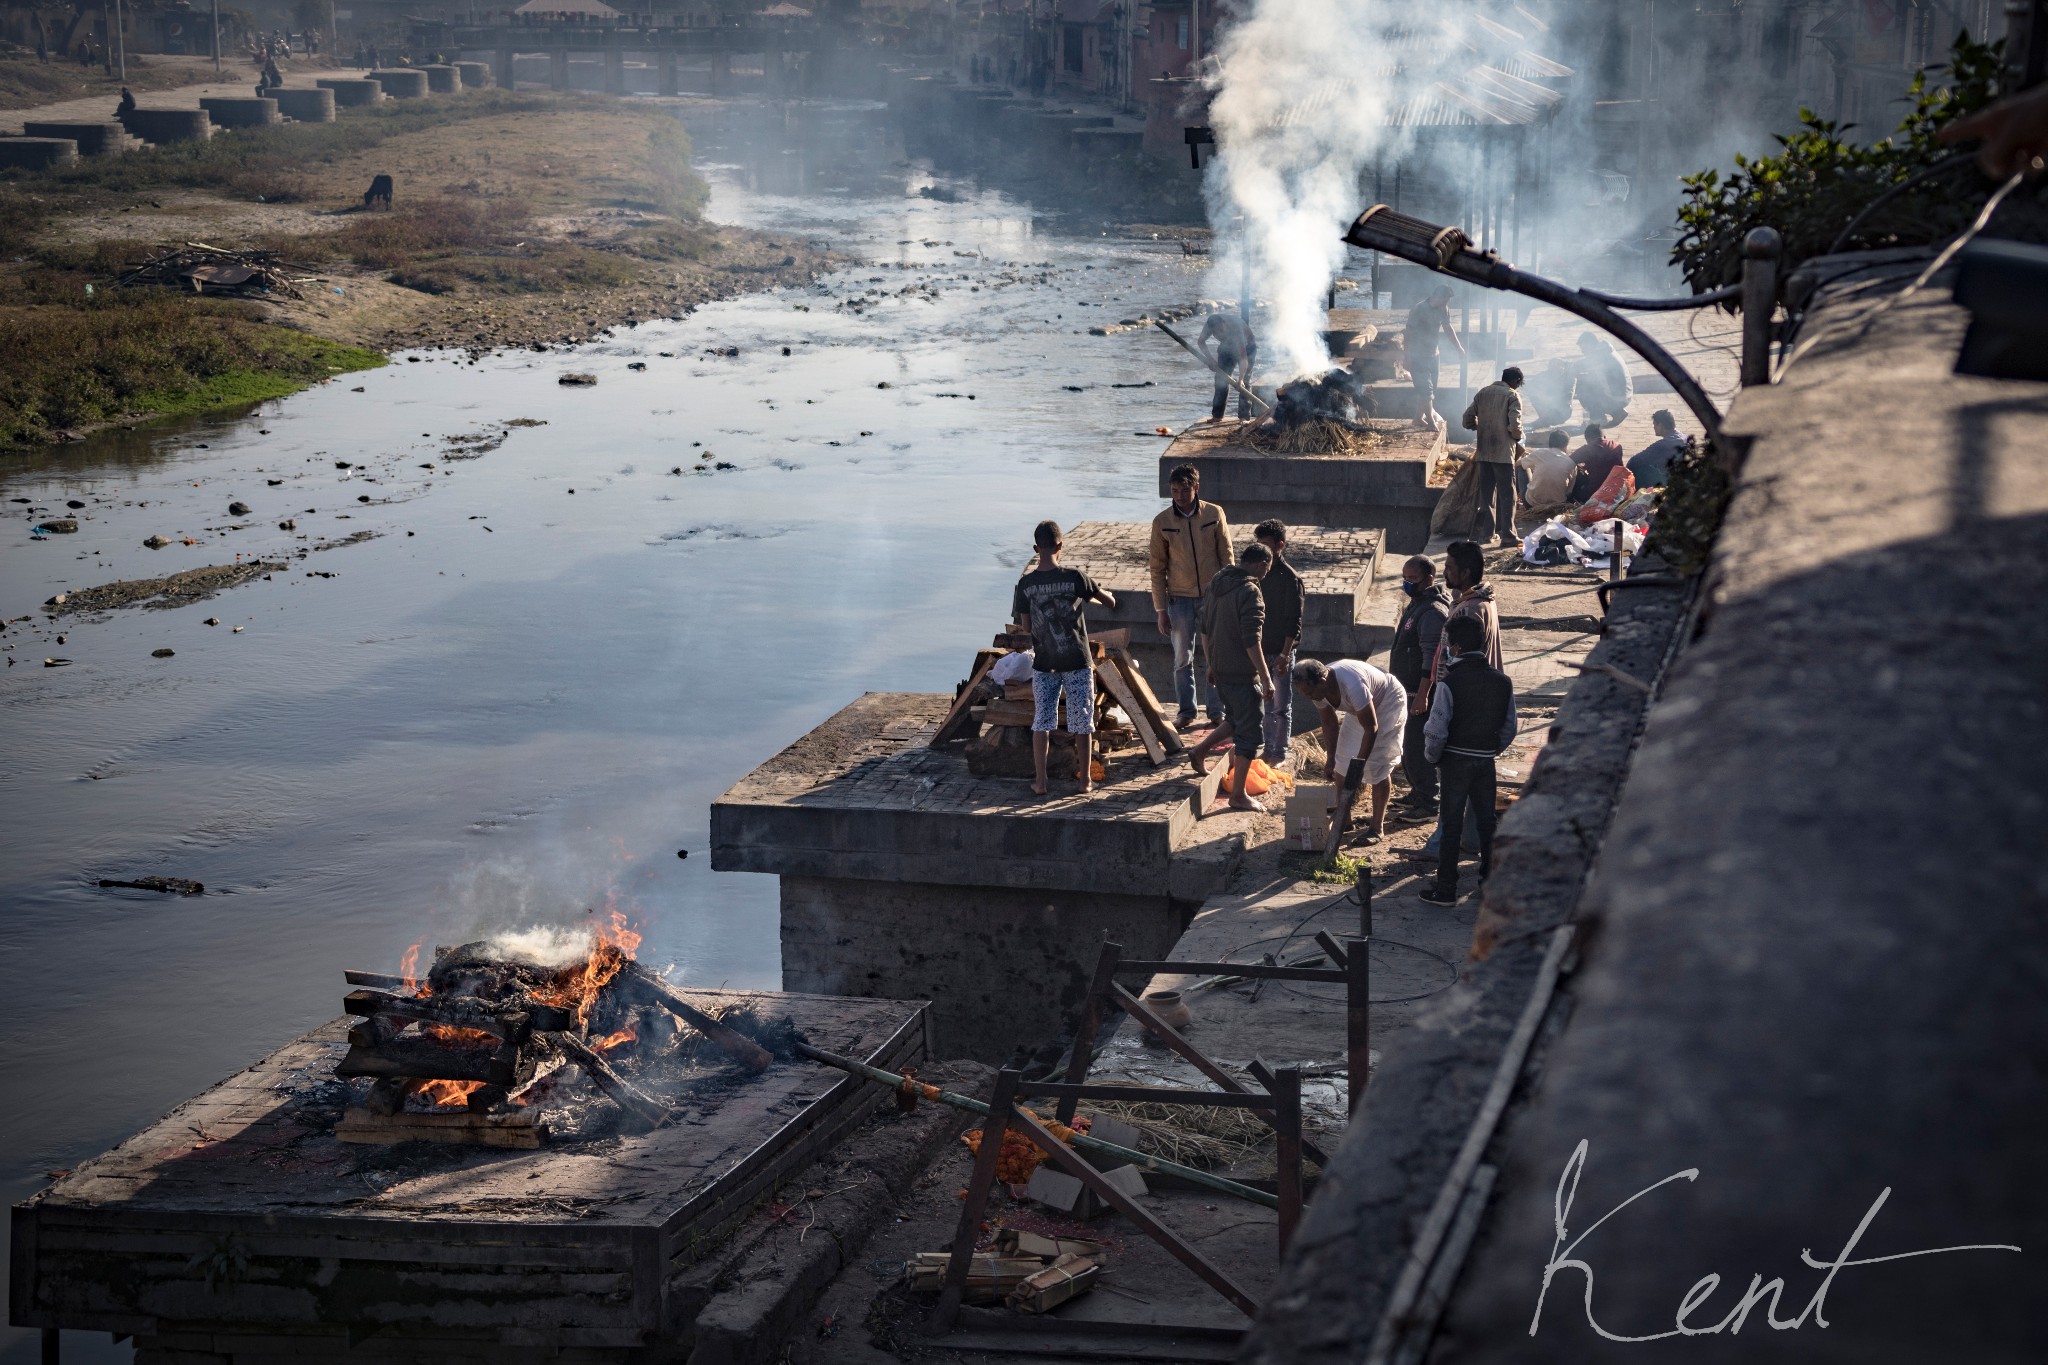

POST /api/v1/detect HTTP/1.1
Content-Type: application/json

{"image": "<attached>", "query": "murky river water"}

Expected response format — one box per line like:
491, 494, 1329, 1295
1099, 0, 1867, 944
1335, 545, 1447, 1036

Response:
0, 97, 1216, 1362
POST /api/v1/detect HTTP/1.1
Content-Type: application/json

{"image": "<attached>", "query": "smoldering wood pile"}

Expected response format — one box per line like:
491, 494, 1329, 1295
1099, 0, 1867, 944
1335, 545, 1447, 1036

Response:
116, 241, 320, 299
929, 629, 1185, 777
335, 935, 782, 1148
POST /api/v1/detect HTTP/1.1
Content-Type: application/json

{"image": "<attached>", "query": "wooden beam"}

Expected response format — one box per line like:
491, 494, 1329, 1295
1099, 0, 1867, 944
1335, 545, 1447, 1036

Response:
930, 651, 1000, 748
1108, 645, 1183, 753
550, 1034, 671, 1132
336, 1108, 543, 1149
618, 963, 774, 1073
343, 988, 530, 1042
1096, 657, 1166, 765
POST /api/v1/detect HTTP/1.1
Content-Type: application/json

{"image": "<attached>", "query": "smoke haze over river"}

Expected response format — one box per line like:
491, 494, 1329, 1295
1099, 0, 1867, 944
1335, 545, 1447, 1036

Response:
0, 97, 1219, 1363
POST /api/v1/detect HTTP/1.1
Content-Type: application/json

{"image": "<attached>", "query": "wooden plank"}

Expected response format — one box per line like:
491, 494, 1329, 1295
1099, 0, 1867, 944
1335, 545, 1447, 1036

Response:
335, 1109, 544, 1150
1096, 658, 1166, 765
930, 652, 999, 748
334, 1039, 516, 1086
1109, 645, 1184, 753
344, 988, 531, 1042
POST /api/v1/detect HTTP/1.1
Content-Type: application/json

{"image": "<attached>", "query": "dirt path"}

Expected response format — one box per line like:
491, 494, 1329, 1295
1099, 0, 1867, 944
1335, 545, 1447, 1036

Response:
0, 54, 345, 123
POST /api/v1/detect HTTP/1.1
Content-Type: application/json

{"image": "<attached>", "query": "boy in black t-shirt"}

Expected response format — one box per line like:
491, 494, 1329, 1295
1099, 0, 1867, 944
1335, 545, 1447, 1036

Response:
1011, 520, 1117, 795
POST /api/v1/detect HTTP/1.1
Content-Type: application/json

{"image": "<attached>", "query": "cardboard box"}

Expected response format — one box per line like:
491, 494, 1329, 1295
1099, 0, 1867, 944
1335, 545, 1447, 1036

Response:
1285, 793, 1333, 851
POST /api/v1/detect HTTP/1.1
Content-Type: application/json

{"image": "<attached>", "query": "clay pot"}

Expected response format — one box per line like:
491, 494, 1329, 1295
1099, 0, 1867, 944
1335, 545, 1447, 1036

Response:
1142, 989, 1193, 1039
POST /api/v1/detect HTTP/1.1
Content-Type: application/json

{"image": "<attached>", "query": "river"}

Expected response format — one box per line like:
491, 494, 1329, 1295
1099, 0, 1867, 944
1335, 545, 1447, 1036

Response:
0, 95, 1217, 1363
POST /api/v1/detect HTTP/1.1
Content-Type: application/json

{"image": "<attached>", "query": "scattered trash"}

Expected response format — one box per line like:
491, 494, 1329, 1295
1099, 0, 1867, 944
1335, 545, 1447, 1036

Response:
202, 617, 220, 627
43, 657, 70, 667
143, 535, 171, 549
228, 502, 250, 516
117, 242, 319, 300
36, 519, 78, 534
279, 519, 296, 531
558, 373, 598, 386
627, 362, 647, 371
98, 876, 203, 895
232, 626, 244, 633
151, 648, 175, 657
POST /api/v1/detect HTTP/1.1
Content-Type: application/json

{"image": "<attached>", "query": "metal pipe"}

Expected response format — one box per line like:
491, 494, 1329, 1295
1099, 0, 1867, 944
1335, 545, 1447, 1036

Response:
794, 1041, 1280, 1209
1341, 205, 1727, 450
1580, 284, 1742, 311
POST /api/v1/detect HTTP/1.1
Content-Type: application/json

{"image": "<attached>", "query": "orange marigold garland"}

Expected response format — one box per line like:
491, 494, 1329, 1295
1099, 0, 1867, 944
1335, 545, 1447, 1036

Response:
961, 1109, 1093, 1186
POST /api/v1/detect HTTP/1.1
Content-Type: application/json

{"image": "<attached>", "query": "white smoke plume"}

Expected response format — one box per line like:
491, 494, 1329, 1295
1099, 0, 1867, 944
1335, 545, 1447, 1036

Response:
1202, 0, 1417, 380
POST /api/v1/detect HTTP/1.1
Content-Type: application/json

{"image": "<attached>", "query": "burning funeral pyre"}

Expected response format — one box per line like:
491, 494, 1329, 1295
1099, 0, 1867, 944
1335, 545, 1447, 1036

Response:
334, 915, 787, 1148
1249, 368, 1384, 455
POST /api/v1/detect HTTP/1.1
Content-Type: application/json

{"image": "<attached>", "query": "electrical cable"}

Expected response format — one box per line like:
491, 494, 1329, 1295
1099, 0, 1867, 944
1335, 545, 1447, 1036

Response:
1825, 150, 1980, 255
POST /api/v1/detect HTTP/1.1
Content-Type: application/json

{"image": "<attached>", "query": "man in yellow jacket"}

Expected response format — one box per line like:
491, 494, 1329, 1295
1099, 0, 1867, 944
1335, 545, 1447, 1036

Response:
1149, 463, 1234, 728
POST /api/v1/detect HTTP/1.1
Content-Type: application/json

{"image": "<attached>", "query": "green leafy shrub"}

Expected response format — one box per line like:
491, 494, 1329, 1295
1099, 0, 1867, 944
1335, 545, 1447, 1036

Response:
1671, 34, 2003, 298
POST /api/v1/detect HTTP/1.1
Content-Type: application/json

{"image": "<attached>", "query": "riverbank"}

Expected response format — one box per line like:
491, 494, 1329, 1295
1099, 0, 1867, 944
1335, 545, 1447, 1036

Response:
1, 83, 839, 446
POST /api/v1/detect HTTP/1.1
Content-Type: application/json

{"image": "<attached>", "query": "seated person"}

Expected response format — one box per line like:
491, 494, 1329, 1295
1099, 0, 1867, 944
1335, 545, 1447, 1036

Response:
1568, 423, 1624, 504
1520, 360, 1576, 429
1523, 429, 1577, 506
1571, 331, 1633, 424
1626, 409, 1693, 488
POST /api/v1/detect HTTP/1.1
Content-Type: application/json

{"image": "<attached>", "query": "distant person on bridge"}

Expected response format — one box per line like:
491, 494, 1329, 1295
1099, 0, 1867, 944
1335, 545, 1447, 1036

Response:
1404, 284, 1464, 431
1198, 308, 1255, 422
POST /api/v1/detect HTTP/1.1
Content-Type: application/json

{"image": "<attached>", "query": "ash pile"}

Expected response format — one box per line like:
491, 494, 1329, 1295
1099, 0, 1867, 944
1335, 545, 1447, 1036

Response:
334, 918, 796, 1148
1250, 369, 1382, 454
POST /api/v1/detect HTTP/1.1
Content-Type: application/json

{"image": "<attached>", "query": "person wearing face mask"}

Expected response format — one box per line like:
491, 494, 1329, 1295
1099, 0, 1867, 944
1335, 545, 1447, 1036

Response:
1387, 554, 1452, 813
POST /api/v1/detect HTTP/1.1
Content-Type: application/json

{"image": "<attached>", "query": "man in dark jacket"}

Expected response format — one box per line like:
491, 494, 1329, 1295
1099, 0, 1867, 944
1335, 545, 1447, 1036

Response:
1188, 544, 1276, 812
1419, 615, 1518, 905
1387, 554, 1452, 812
1253, 520, 1304, 768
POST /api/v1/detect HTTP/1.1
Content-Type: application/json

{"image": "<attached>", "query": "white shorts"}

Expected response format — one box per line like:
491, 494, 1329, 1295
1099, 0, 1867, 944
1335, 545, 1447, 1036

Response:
1337, 711, 1401, 785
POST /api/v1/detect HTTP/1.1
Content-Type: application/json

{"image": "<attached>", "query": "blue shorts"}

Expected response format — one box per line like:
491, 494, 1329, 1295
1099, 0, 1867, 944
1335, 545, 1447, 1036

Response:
1031, 667, 1095, 733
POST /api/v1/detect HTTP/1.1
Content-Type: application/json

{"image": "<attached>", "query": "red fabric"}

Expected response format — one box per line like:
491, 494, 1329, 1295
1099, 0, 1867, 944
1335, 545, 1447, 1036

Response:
1577, 467, 1638, 525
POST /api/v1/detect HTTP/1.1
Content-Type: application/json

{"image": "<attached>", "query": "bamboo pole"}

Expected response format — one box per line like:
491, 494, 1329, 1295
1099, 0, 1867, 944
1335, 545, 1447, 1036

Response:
794, 1042, 1280, 1210
1154, 320, 1272, 416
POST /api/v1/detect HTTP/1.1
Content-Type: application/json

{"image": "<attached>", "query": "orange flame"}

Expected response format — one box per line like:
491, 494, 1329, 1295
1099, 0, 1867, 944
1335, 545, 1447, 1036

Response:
398, 941, 429, 998
413, 1078, 486, 1108
533, 910, 643, 1033
421, 1023, 497, 1048
593, 1021, 638, 1056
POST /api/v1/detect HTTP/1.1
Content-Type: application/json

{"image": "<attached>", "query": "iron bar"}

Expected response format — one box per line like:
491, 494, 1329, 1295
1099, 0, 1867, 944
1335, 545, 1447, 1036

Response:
929, 1067, 1019, 1333
1578, 283, 1742, 310
1741, 227, 1782, 387
792, 1042, 1279, 1209
1270, 1066, 1303, 1253
1057, 942, 1122, 1124
1007, 1106, 1263, 1318
1015, 1081, 1277, 1109
1346, 936, 1370, 1114
1110, 959, 1342, 982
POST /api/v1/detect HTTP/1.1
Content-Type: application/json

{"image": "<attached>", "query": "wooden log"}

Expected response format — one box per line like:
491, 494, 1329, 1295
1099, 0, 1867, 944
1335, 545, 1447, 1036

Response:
1108, 645, 1184, 753
363, 1077, 410, 1116
1095, 657, 1166, 765
344, 988, 531, 1042
977, 698, 1037, 728
334, 1036, 517, 1086
618, 963, 775, 1073
930, 651, 1000, 748
549, 1034, 670, 1132
335, 1107, 544, 1149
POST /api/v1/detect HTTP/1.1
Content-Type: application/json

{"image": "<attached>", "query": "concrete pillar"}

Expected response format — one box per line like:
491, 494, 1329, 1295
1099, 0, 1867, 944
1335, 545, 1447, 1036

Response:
494, 46, 513, 88
604, 46, 625, 94
778, 875, 1185, 1061
658, 48, 678, 96
549, 48, 567, 90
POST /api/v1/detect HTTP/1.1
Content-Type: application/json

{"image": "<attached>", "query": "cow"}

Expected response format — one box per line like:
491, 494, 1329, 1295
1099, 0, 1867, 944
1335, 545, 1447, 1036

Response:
362, 174, 394, 211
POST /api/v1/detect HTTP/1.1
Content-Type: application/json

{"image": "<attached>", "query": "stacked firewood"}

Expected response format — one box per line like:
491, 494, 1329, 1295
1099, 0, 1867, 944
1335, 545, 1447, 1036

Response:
116, 241, 320, 300
929, 628, 1185, 779
333, 934, 775, 1148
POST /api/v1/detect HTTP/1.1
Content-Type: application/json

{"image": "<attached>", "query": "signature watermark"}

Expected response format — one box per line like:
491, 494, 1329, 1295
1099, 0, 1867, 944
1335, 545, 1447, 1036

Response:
1530, 1140, 2021, 1341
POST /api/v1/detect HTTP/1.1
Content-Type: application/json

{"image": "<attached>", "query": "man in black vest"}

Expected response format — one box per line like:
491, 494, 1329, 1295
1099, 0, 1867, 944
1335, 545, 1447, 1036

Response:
1386, 553, 1452, 813
1418, 614, 1517, 905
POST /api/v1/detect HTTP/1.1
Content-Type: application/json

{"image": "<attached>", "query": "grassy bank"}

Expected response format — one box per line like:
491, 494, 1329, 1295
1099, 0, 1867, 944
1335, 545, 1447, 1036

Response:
0, 86, 832, 445
0, 292, 382, 445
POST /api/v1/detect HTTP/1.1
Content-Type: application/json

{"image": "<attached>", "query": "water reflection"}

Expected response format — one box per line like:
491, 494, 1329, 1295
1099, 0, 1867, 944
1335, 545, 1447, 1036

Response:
0, 97, 1211, 1364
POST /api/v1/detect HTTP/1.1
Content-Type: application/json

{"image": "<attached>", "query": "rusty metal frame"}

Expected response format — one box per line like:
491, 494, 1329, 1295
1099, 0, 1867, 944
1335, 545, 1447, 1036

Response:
926, 1065, 1289, 1335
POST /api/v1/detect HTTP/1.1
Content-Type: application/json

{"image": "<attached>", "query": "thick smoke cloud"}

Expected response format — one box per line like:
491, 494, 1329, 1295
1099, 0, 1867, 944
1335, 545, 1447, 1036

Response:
1200, 0, 1421, 380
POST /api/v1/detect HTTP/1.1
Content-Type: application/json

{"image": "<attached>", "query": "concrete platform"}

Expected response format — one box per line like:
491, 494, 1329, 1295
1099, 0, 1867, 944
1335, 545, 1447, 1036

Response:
1160, 420, 1445, 552
1060, 520, 1387, 658
711, 692, 1254, 1059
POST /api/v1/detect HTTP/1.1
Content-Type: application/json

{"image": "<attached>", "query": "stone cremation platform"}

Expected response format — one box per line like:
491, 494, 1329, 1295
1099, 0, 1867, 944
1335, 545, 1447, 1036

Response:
711, 693, 1242, 1059
1161, 419, 1445, 552
11, 990, 928, 1365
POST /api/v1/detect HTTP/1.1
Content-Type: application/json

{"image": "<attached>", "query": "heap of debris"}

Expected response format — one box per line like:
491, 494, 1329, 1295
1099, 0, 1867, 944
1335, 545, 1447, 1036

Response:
930, 628, 1186, 777
335, 916, 790, 1148
117, 241, 320, 300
